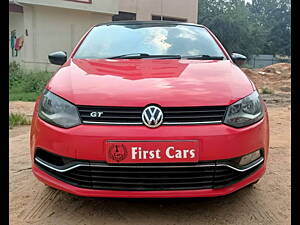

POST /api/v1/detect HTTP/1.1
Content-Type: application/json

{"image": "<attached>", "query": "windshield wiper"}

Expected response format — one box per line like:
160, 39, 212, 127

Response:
183, 55, 224, 60
107, 53, 181, 59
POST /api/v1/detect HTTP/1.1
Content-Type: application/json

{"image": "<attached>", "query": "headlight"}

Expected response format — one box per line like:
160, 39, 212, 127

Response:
38, 90, 81, 128
224, 91, 264, 128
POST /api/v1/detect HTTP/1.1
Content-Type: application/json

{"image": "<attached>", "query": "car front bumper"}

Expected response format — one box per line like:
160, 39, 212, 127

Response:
30, 109, 269, 198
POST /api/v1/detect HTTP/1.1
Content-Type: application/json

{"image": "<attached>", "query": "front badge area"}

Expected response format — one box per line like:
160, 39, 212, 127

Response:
142, 105, 163, 128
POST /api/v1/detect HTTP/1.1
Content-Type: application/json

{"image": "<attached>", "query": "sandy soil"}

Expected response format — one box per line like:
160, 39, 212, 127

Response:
242, 63, 291, 95
9, 64, 291, 225
9, 101, 35, 119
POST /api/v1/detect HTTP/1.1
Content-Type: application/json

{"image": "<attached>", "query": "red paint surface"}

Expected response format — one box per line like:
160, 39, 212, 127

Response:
47, 59, 254, 107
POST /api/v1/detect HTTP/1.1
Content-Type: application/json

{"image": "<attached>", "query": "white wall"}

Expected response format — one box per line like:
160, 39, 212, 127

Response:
16, 0, 119, 14
22, 5, 112, 71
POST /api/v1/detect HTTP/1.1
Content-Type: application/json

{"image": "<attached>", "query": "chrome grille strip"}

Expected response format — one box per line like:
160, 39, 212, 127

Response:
35, 157, 88, 172
81, 121, 222, 125
163, 121, 222, 125
82, 121, 143, 125
35, 156, 264, 173
216, 157, 264, 172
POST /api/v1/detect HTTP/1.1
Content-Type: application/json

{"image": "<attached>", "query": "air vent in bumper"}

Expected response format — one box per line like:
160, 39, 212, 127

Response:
34, 149, 263, 191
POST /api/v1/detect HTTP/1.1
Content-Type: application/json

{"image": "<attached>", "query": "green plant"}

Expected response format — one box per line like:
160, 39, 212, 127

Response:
9, 62, 23, 89
23, 71, 53, 93
9, 61, 21, 73
260, 87, 273, 94
9, 63, 52, 101
9, 113, 31, 129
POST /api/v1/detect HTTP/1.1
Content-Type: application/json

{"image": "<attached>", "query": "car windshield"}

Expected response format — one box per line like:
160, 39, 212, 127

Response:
74, 23, 227, 59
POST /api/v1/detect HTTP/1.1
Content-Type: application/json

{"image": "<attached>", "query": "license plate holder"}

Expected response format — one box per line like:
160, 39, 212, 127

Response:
106, 140, 199, 163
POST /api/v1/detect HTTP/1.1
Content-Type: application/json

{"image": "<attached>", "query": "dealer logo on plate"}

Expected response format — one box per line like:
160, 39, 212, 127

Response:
108, 144, 128, 162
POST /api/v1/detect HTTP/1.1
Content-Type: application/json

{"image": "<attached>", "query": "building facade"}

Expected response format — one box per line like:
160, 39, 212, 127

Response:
9, 0, 198, 71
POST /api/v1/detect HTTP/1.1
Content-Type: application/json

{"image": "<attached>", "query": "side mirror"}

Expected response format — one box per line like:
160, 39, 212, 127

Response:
48, 51, 67, 65
231, 53, 247, 67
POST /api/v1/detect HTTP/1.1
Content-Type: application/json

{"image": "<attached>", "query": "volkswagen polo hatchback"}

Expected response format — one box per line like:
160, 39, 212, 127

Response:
30, 21, 269, 198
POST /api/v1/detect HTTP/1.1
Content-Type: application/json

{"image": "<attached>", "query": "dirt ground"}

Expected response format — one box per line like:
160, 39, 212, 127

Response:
9, 64, 291, 225
9, 101, 35, 118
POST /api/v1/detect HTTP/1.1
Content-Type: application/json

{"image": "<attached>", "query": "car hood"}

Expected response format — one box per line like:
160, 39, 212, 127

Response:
47, 59, 254, 107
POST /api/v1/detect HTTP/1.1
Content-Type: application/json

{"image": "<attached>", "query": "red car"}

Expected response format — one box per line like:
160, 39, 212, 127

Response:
30, 21, 269, 198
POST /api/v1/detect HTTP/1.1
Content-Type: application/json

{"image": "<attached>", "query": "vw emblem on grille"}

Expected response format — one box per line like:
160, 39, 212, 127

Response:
142, 105, 164, 128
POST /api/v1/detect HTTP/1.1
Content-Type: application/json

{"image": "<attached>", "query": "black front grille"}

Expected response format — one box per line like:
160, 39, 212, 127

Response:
163, 106, 227, 124
35, 158, 261, 191
77, 105, 227, 125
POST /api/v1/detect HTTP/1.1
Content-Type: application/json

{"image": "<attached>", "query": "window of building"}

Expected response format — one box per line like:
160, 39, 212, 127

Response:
152, 15, 187, 22
152, 15, 162, 21
9, 3, 23, 13
112, 11, 136, 21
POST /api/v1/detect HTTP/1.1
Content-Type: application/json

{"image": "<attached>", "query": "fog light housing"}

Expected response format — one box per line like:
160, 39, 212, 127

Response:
239, 150, 261, 166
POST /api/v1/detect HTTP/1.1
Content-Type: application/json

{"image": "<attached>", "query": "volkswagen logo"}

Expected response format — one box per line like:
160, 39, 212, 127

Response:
142, 105, 164, 128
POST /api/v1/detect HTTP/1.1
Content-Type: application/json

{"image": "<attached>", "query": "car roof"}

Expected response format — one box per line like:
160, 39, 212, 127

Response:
95, 20, 204, 28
